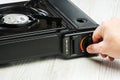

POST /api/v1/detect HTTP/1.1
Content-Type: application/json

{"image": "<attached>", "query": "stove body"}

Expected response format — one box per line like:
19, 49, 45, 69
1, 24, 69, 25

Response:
0, 0, 98, 64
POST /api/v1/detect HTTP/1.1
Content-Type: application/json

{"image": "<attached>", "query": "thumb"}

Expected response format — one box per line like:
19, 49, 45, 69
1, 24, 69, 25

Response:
86, 41, 105, 54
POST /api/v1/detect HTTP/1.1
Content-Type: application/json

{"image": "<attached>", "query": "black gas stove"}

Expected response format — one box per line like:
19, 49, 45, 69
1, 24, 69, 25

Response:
0, 0, 98, 64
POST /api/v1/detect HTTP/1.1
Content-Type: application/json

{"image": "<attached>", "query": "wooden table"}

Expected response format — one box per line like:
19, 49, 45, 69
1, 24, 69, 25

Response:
0, 0, 120, 80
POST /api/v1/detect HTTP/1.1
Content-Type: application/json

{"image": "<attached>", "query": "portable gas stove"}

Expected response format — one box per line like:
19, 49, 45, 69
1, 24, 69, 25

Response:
0, 0, 98, 64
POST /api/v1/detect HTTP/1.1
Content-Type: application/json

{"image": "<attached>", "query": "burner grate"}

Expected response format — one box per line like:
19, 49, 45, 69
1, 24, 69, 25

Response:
0, 5, 63, 35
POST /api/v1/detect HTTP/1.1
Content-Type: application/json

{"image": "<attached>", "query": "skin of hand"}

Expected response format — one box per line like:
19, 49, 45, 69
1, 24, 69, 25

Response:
87, 18, 120, 61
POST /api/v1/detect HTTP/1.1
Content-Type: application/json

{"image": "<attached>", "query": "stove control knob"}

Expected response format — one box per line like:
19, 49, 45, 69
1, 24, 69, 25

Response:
80, 35, 93, 52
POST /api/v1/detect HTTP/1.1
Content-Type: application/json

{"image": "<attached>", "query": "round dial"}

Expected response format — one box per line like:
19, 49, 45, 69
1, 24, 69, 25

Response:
3, 14, 30, 24
80, 35, 93, 52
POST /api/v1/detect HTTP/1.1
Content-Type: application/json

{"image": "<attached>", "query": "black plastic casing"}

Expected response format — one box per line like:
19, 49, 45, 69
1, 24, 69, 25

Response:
0, 0, 98, 64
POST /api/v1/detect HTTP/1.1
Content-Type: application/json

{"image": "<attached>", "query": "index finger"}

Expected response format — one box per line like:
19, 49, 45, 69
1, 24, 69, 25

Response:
92, 25, 103, 43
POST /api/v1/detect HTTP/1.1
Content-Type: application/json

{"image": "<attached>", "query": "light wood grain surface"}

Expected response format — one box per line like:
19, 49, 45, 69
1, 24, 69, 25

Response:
0, 0, 120, 80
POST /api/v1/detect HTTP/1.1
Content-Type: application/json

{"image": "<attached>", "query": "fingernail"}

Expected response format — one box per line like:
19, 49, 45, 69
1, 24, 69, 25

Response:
108, 56, 115, 61
87, 46, 93, 53
101, 54, 107, 58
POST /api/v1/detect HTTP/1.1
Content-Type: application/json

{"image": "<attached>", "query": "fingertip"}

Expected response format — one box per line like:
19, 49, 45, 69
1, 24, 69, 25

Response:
86, 45, 95, 54
92, 26, 103, 43
87, 41, 105, 54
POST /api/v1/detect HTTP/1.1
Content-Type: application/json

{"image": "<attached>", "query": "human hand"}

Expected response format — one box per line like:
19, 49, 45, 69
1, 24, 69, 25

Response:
87, 18, 120, 61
